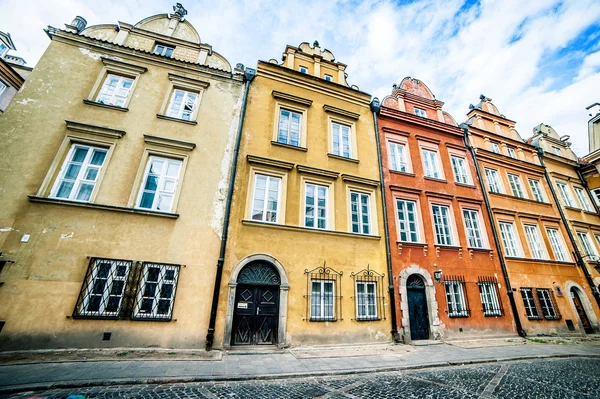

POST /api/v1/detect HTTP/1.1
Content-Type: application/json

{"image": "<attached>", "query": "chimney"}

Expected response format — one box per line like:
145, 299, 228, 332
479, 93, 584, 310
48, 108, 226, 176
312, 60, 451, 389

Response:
65, 16, 87, 33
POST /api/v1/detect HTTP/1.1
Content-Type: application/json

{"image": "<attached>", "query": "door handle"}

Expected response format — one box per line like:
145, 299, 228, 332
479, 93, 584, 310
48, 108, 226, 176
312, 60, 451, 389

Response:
256, 306, 260, 315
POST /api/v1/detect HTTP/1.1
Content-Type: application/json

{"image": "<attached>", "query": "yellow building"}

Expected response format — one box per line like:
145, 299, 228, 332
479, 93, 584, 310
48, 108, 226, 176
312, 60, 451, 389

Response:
0, 5, 248, 349
210, 42, 391, 348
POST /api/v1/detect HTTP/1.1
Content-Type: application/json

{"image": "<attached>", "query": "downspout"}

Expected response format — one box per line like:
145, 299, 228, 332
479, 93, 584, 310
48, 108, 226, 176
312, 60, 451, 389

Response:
460, 123, 526, 337
576, 166, 600, 215
206, 67, 256, 350
537, 148, 600, 308
371, 98, 401, 343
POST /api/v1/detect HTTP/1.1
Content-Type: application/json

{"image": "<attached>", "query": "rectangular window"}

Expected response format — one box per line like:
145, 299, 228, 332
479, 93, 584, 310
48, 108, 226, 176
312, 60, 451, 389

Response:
350, 192, 371, 234
574, 187, 594, 211
324, 74, 333, 82
478, 279, 502, 317
153, 44, 175, 58
491, 142, 500, 153
520, 288, 540, 319
397, 199, 419, 242
444, 279, 468, 317
305, 183, 328, 229
556, 182, 575, 207
136, 156, 182, 212
451, 156, 469, 184
166, 89, 198, 121
577, 231, 597, 259
50, 144, 108, 202
96, 73, 134, 107
0, 42, 7, 58
552, 146, 561, 156
529, 179, 545, 202
591, 188, 600, 206
485, 168, 503, 194
331, 122, 352, 158
277, 108, 302, 146
422, 149, 441, 179
310, 280, 334, 321
507, 174, 525, 198
546, 228, 568, 261
414, 107, 427, 117
388, 142, 408, 172
432, 204, 453, 245
133, 263, 180, 320
524, 224, 547, 259
536, 289, 558, 320
463, 209, 484, 248
499, 221, 521, 257
251, 174, 281, 223
299, 66, 308, 74
0, 80, 7, 98
507, 147, 517, 158
356, 281, 377, 320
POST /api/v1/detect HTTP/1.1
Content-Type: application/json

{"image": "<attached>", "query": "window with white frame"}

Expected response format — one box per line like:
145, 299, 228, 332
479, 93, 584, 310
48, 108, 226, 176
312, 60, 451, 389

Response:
574, 187, 594, 211
491, 142, 501, 154
77, 258, 132, 317
546, 228, 568, 261
591, 188, 600, 206
422, 149, 441, 179
0, 80, 7, 98
324, 74, 333, 82
444, 278, 468, 317
136, 156, 182, 212
451, 156, 469, 184
153, 43, 175, 58
299, 66, 308, 74
528, 179, 545, 202
536, 288, 558, 319
552, 146, 561, 156
251, 174, 281, 223
50, 144, 108, 202
595, 234, 600, 250
478, 280, 502, 316
507, 147, 517, 158
432, 204, 453, 245
166, 89, 198, 121
520, 288, 540, 319
507, 174, 525, 198
310, 280, 334, 321
95, 74, 134, 107
463, 209, 484, 248
388, 142, 408, 172
305, 183, 328, 229
133, 263, 180, 319
414, 107, 427, 118
485, 168, 503, 193
397, 199, 419, 242
499, 221, 521, 257
356, 281, 377, 320
524, 224, 548, 259
277, 108, 302, 146
577, 231, 597, 259
331, 122, 352, 158
350, 191, 371, 234
556, 182, 576, 207
0, 42, 8, 58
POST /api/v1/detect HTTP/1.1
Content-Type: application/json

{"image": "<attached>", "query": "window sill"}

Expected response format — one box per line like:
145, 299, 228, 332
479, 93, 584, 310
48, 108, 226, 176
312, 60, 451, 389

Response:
564, 206, 581, 212
309, 318, 337, 322
28, 196, 179, 219
483, 313, 504, 317
327, 153, 359, 163
355, 317, 381, 322
467, 247, 493, 252
583, 210, 598, 215
242, 219, 380, 239
455, 182, 476, 189
397, 241, 428, 247
83, 99, 128, 112
156, 114, 198, 125
271, 141, 308, 152
434, 244, 462, 250
424, 176, 447, 183
390, 170, 415, 177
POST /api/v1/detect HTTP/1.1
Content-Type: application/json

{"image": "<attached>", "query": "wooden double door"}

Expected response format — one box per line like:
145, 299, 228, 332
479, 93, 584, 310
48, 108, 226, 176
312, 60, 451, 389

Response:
232, 284, 279, 345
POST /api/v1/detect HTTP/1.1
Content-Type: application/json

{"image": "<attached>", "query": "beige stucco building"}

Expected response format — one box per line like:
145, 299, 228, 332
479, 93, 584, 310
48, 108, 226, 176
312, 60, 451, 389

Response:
0, 5, 248, 350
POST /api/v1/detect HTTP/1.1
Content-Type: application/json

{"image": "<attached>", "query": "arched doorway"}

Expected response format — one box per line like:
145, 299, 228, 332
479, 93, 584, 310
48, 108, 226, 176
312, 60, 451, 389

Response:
571, 287, 594, 334
407, 274, 429, 340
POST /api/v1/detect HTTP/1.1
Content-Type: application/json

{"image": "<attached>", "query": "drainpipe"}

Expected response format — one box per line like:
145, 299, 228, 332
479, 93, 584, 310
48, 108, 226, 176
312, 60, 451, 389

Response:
205, 67, 256, 350
371, 98, 401, 343
460, 124, 526, 337
537, 148, 600, 309
576, 166, 600, 215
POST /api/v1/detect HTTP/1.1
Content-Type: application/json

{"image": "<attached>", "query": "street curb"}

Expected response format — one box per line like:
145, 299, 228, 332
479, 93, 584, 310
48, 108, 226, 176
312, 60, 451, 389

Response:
1, 353, 599, 395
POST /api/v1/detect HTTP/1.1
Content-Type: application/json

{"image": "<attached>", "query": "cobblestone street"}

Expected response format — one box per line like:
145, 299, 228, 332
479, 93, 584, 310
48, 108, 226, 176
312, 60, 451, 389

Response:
2, 357, 599, 399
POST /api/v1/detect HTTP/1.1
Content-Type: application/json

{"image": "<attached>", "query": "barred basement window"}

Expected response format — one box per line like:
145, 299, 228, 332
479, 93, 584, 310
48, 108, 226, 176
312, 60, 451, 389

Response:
444, 275, 469, 317
520, 288, 541, 320
305, 264, 342, 321
132, 263, 180, 320
536, 288, 561, 320
477, 276, 503, 316
351, 266, 385, 321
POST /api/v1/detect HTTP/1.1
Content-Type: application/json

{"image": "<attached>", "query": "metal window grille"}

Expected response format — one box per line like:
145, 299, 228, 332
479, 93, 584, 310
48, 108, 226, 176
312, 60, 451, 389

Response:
520, 287, 541, 320
477, 276, 504, 316
443, 275, 470, 317
305, 263, 342, 322
351, 265, 385, 321
131, 262, 181, 321
536, 288, 561, 320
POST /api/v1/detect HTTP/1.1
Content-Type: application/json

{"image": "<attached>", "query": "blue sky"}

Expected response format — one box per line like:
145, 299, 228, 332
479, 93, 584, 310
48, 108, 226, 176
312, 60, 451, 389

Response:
2, 0, 600, 156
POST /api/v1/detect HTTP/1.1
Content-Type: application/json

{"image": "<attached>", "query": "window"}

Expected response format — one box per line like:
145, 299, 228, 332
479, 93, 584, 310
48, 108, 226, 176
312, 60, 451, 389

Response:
491, 142, 501, 153
574, 187, 594, 211
96, 74, 134, 107
546, 228, 568, 261
165, 89, 198, 121
305, 183, 328, 229
422, 149, 441, 179
463, 209, 484, 248
331, 122, 352, 158
50, 144, 107, 202
478, 279, 503, 316
432, 204, 453, 245
133, 263, 180, 320
451, 156, 469, 184
577, 231, 597, 259
414, 107, 427, 118
350, 191, 371, 234
356, 281, 377, 320
552, 146, 561, 156
251, 174, 281, 223
397, 199, 419, 242
556, 182, 576, 207
536, 289, 559, 320
324, 74, 333, 82
388, 142, 408, 172
524, 224, 547, 259
529, 179, 545, 202
299, 66, 308, 74
485, 168, 503, 193
507, 174, 525, 198
277, 108, 302, 146
136, 156, 182, 212
444, 277, 468, 317
310, 280, 335, 321
507, 147, 517, 158
520, 288, 540, 319
0, 42, 8, 58
153, 43, 174, 57
499, 221, 521, 257
591, 188, 600, 206
0, 80, 6, 98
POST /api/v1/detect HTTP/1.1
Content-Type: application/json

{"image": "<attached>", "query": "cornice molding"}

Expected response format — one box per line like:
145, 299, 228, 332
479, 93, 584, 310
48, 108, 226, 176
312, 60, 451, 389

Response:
415, 134, 441, 144
101, 57, 148, 74
168, 72, 210, 89
341, 174, 379, 187
382, 126, 410, 137
425, 191, 454, 200
389, 185, 422, 194
456, 196, 483, 204
323, 104, 360, 120
65, 120, 126, 139
272, 91, 313, 106
143, 134, 196, 151
247, 154, 295, 170
296, 165, 340, 179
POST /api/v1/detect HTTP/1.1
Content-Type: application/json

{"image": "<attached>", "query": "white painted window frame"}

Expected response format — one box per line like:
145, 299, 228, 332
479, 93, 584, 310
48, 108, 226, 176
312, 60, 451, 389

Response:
310, 279, 335, 321
432, 204, 453, 246
250, 173, 282, 224
396, 199, 419, 243
95, 73, 134, 107
463, 208, 484, 248
499, 221, 522, 257
355, 281, 378, 320
546, 228, 568, 262
524, 224, 548, 260
304, 182, 328, 229
135, 156, 183, 213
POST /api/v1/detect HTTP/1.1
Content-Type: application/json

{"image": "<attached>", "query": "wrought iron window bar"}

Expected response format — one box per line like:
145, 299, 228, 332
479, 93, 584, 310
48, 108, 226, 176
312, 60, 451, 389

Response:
443, 275, 470, 318
304, 263, 343, 322
351, 265, 385, 321
477, 276, 504, 317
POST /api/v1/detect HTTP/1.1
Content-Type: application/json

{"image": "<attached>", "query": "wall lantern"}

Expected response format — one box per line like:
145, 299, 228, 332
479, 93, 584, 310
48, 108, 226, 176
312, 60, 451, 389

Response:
433, 270, 442, 284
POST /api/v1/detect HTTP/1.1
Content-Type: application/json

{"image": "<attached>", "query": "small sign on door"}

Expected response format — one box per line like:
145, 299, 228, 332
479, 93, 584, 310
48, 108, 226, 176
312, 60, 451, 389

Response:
237, 302, 248, 309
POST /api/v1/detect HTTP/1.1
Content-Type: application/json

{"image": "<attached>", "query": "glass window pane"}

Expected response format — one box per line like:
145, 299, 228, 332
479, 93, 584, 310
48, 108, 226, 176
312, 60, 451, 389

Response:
76, 184, 94, 201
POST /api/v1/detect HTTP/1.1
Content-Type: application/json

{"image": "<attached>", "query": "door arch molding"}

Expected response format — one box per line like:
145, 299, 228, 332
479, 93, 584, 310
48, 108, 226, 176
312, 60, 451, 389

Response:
399, 266, 441, 343
565, 281, 598, 333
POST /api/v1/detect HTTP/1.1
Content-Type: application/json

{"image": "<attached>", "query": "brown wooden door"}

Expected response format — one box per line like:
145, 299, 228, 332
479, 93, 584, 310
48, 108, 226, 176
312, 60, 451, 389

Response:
232, 285, 279, 345
572, 288, 593, 334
